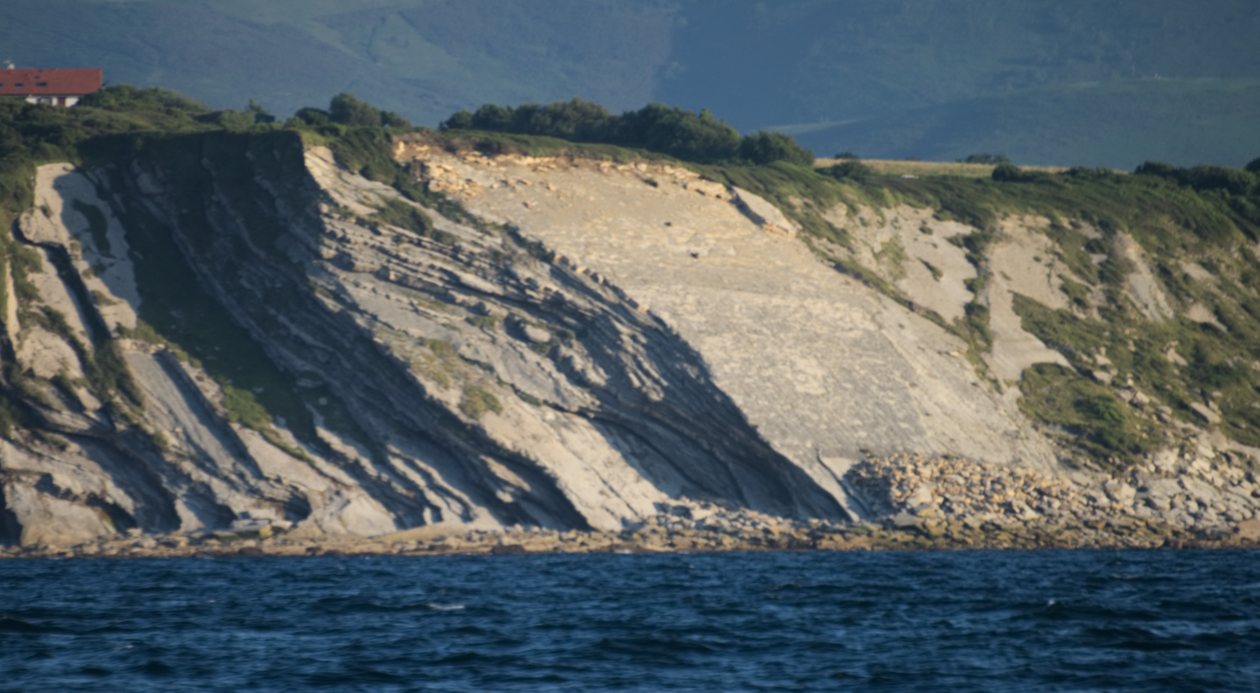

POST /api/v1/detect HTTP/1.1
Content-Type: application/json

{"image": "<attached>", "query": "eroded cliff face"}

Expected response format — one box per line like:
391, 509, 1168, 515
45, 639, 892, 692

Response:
1, 132, 1255, 548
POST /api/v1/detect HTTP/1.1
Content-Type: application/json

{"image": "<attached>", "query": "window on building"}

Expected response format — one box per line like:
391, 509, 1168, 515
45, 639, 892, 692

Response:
36, 82, 47, 87
14, 83, 23, 87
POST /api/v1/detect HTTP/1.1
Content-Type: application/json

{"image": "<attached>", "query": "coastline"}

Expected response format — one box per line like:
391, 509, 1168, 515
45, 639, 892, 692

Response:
4, 517, 1258, 559
7, 450, 1259, 559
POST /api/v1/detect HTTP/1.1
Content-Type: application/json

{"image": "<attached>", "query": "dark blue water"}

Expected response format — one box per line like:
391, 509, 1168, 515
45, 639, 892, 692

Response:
2, 550, 1258, 692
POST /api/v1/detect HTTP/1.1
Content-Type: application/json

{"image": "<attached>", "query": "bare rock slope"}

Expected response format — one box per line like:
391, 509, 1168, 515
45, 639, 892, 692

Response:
2, 132, 1256, 548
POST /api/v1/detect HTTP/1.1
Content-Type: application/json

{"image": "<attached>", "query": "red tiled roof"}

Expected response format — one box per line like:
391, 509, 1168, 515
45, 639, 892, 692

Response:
0, 68, 102, 97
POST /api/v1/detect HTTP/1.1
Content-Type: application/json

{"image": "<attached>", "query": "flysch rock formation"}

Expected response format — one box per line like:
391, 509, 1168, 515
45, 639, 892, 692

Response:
3, 131, 1258, 552
399, 145, 1060, 474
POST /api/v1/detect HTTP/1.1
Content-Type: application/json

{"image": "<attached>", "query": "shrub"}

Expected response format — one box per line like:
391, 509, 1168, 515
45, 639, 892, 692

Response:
77, 85, 211, 116
330, 92, 382, 127
991, 163, 1050, 184
291, 107, 332, 127
329, 93, 412, 129
991, 162, 1021, 182
193, 110, 255, 131
615, 104, 740, 163
440, 98, 812, 166
738, 131, 815, 167
820, 159, 874, 182
1134, 160, 1177, 177
443, 110, 474, 130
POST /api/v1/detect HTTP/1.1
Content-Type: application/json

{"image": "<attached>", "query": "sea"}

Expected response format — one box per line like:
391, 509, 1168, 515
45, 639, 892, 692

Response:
1, 549, 1258, 692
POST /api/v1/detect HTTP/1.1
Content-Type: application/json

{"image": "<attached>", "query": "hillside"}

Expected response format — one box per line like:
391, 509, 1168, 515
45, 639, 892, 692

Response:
2, 91, 1260, 553
1, 0, 1258, 167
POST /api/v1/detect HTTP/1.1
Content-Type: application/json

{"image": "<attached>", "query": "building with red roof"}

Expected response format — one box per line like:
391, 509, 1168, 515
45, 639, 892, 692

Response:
0, 67, 102, 107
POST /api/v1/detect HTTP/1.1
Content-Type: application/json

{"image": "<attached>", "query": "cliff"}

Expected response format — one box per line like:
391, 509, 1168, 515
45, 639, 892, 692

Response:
2, 124, 1259, 550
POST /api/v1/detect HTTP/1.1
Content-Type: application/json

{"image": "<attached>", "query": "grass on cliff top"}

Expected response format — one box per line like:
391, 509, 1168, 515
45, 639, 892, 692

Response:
813, 158, 1070, 179
425, 129, 683, 165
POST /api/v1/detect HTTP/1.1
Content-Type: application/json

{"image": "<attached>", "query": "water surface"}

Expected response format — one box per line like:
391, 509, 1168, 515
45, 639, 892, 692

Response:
2, 550, 1258, 691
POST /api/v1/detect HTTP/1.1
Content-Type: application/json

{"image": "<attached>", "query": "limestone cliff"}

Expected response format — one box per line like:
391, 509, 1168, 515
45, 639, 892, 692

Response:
2, 130, 1257, 548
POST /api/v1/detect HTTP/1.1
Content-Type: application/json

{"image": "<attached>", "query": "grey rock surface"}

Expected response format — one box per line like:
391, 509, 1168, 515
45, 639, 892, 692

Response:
4, 135, 1258, 548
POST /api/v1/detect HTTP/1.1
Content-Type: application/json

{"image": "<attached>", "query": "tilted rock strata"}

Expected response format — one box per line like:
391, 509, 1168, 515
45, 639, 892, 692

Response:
4, 134, 848, 547
392, 143, 1062, 491
4, 131, 1260, 550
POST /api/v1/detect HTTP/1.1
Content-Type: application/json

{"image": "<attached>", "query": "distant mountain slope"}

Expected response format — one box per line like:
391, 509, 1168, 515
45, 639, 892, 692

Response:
1, 0, 1258, 167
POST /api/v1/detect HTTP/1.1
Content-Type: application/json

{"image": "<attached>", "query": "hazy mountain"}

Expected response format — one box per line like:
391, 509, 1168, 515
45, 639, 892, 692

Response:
2, 0, 1258, 166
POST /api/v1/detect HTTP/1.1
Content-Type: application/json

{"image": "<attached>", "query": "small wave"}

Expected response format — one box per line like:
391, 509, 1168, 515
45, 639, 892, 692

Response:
0, 616, 59, 634
427, 603, 465, 611
1087, 626, 1195, 652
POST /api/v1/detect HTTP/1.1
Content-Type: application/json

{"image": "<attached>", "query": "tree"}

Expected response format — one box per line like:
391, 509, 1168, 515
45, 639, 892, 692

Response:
738, 131, 815, 166
379, 110, 411, 128
291, 107, 331, 127
1246, 157, 1260, 174
330, 93, 381, 127
441, 110, 474, 130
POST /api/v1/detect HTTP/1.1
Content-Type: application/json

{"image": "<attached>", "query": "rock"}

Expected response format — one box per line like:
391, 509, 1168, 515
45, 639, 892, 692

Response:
1104, 480, 1136, 504
1238, 519, 1260, 541
730, 187, 798, 237
1190, 403, 1222, 425
891, 511, 922, 528
475, 301, 508, 318
522, 324, 552, 344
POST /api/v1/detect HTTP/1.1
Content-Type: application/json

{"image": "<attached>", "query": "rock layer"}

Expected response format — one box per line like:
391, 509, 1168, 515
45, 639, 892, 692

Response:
3, 131, 1260, 550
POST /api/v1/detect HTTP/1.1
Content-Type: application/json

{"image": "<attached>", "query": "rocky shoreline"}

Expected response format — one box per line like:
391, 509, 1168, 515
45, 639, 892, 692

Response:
6, 452, 1260, 559
2, 518, 1257, 560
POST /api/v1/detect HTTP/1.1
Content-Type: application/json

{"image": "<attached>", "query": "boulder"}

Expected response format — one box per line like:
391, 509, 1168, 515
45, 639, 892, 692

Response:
1238, 518, 1260, 541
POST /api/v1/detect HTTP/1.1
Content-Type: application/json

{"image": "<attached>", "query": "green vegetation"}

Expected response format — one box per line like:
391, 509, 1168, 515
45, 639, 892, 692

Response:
369, 198, 457, 245
33, 306, 142, 408
218, 380, 272, 429
1019, 364, 1148, 468
459, 385, 503, 419
440, 98, 814, 166
819, 160, 874, 183
292, 93, 411, 130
